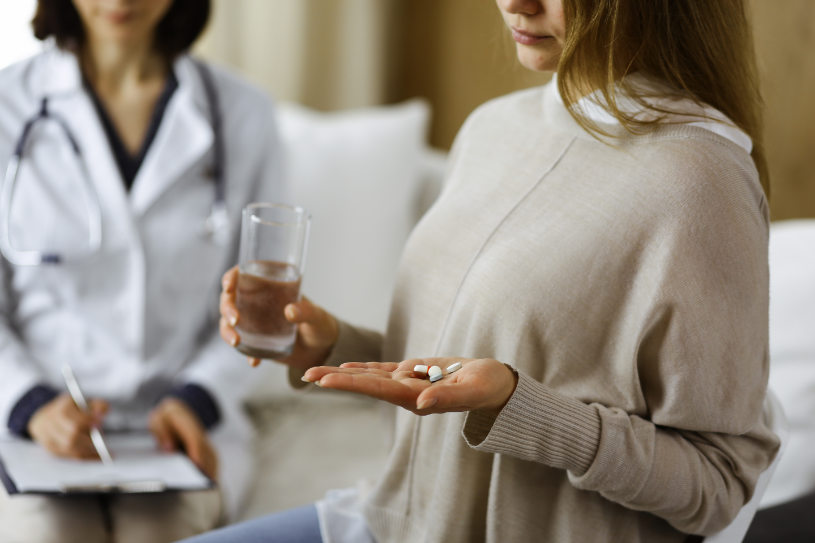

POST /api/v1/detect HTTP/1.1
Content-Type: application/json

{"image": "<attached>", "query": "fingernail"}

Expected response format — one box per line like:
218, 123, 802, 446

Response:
285, 305, 299, 320
228, 314, 238, 327
229, 335, 238, 347
416, 397, 437, 410
301, 375, 313, 383
314, 379, 323, 387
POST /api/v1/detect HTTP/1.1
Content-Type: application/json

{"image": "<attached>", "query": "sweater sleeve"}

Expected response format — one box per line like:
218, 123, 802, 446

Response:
465, 142, 780, 536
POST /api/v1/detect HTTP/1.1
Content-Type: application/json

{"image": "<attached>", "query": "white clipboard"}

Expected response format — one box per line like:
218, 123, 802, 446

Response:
0, 432, 213, 495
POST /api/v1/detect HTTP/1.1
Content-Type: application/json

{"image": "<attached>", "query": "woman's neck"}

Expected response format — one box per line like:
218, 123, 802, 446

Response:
80, 36, 168, 96
78, 36, 172, 156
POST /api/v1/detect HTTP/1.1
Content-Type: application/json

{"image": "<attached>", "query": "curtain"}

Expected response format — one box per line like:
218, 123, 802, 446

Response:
196, 0, 400, 110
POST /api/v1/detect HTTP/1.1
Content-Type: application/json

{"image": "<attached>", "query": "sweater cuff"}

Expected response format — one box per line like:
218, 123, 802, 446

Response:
7, 384, 60, 438
462, 371, 601, 475
166, 383, 221, 430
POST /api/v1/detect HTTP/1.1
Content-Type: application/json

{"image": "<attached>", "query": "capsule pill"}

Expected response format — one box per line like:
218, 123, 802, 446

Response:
446, 362, 462, 373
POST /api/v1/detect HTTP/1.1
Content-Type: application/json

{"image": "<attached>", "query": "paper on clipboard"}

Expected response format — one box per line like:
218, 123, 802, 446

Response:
0, 432, 212, 494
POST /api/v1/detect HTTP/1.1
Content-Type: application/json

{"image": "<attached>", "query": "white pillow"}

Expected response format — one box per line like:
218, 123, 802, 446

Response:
761, 219, 815, 507
278, 99, 430, 331
246, 99, 431, 402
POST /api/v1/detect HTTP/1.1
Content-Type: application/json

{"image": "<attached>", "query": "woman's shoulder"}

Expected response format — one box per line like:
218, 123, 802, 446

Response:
468, 85, 548, 124
453, 84, 554, 147
0, 50, 51, 102
0, 51, 56, 144
630, 127, 766, 221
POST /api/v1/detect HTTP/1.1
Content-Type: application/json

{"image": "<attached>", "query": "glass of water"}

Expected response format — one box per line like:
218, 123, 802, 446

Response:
235, 203, 311, 359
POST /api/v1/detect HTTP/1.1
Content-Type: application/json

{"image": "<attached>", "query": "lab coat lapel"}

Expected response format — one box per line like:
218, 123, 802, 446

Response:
130, 58, 213, 216
40, 50, 136, 243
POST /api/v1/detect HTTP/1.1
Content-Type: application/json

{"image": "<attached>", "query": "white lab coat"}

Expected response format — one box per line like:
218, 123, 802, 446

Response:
0, 47, 287, 518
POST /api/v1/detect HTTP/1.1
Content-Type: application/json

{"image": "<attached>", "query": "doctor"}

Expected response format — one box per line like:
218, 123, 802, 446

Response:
0, 0, 286, 542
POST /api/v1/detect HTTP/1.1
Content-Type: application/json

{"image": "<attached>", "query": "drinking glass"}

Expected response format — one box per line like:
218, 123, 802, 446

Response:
235, 203, 310, 359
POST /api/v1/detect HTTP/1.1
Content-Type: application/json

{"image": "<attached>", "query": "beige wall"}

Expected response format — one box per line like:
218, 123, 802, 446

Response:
750, 0, 815, 220
197, 0, 400, 109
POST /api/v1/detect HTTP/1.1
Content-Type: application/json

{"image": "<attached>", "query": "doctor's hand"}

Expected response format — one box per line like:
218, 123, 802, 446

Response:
302, 358, 518, 416
28, 393, 109, 460
149, 397, 218, 480
219, 266, 339, 370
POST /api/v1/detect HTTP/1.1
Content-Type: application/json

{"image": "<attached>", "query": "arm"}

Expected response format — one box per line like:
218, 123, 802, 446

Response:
0, 257, 50, 433
461, 154, 778, 535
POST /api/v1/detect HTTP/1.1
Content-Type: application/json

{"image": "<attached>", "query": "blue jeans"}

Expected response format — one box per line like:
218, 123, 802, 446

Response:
177, 504, 322, 543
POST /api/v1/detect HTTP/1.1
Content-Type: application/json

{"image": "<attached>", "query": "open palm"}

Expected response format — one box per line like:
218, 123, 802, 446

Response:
303, 357, 517, 415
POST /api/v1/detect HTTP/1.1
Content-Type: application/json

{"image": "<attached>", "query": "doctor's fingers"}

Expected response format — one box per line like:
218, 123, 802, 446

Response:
148, 409, 177, 452
150, 401, 218, 479
44, 414, 99, 459
87, 398, 110, 423
168, 418, 218, 480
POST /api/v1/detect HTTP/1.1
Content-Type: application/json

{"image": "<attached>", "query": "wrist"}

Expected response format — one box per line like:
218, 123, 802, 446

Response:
495, 363, 519, 411
9, 385, 60, 438
164, 383, 220, 430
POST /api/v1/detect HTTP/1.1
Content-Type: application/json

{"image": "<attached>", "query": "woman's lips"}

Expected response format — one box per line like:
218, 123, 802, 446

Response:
511, 27, 553, 45
105, 10, 135, 24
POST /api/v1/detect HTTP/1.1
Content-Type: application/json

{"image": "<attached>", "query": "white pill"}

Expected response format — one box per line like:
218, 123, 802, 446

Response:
446, 362, 462, 373
413, 364, 429, 376
428, 365, 443, 382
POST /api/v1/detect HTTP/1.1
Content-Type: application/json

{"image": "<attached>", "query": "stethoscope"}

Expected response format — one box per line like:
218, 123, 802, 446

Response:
0, 60, 228, 266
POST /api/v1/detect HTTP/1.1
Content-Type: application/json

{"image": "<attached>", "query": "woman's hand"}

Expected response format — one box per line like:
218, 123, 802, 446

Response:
149, 397, 218, 480
28, 393, 109, 460
219, 266, 339, 369
302, 358, 518, 415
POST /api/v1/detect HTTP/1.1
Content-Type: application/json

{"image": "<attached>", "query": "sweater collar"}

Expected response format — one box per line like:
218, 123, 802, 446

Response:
545, 73, 753, 153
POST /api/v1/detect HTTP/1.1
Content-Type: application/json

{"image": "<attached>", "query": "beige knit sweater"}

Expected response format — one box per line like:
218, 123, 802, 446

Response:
317, 81, 780, 542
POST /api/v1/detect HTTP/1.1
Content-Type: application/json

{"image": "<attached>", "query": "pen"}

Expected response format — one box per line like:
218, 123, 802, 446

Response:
60, 363, 114, 464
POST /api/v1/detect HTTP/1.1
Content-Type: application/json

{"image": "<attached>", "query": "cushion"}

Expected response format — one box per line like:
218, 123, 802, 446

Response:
761, 219, 815, 507
246, 99, 432, 402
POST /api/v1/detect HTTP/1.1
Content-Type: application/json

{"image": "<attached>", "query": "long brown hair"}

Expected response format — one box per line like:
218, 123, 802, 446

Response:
558, 0, 769, 198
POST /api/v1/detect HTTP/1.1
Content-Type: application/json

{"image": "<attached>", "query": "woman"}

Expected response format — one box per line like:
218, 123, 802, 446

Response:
208, 0, 778, 541
0, 1, 286, 541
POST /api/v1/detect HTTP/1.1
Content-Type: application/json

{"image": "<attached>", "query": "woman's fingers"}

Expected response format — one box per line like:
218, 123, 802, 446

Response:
286, 297, 338, 348
221, 266, 238, 293
219, 316, 239, 347
316, 371, 424, 408
303, 364, 393, 383
339, 362, 402, 372
219, 267, 239, 326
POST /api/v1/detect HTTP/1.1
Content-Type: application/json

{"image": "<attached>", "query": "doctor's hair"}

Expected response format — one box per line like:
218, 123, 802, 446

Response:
32, 0, 211, 60
556, 0, 769, 198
